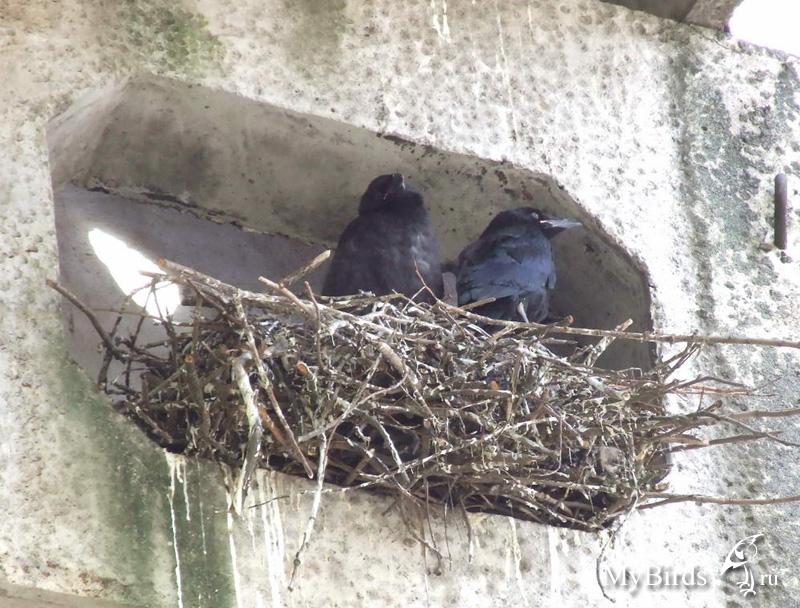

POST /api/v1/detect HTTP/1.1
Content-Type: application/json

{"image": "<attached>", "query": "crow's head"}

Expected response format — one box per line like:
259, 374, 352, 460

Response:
359, 173, 424, 214
483, 207, 581, 239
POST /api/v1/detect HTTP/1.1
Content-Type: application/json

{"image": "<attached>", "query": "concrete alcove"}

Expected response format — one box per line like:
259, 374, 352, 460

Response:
48, 75, 654, 382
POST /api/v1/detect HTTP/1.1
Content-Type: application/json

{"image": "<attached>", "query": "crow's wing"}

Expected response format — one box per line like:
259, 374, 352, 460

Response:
323, 217, 382, 296
457, 232, 555, 306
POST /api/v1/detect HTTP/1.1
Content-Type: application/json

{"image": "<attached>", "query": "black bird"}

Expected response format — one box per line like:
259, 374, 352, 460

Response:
455, 207, 580, 322
322, 173, 444, 303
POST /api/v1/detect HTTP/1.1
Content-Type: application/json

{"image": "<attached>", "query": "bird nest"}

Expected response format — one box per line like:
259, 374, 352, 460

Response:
52, 259, 799, 536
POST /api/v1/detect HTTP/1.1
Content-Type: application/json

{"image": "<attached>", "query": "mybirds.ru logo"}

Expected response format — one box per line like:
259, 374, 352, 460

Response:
720, 534, 779, 597
600, 532, 781, 598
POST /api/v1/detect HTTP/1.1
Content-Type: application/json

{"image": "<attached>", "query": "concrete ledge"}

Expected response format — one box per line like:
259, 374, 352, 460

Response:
601, 0, 741, 28
0, 581, 145, 608
685, 0, 742, 30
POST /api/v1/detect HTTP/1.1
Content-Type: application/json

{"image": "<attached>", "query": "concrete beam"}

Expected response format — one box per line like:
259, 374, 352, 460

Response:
601, 0, 696, 21
600, 0, 742, 28
685, 0, 743, 30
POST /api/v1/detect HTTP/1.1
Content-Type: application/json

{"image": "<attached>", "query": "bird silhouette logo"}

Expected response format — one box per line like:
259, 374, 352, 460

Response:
720, 534, 764, 597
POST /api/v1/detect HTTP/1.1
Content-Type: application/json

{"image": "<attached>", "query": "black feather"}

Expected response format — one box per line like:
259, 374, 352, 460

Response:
322, 174, 444, 303
456, 207, 579, 322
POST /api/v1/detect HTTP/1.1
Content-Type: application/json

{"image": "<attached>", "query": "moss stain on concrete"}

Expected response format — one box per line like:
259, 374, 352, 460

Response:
667, 33, 792, 330
121, 1, 224, 76
45, 345, 168, 605
171, 459, 238, 607
43, 338, 236, 607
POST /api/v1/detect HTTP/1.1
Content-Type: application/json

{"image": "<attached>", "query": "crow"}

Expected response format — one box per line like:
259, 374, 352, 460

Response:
455, 207, 580, 322
322, 173, 443, 303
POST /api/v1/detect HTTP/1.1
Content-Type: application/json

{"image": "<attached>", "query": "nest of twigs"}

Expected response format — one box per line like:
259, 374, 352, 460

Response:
52, 258, 800, 536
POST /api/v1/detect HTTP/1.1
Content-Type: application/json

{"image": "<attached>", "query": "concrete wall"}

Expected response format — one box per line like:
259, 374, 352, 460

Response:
1, 1, 799, 607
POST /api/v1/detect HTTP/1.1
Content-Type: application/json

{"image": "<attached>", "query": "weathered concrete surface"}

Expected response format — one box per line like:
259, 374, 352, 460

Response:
601, 0, 741, 29
1, 1, 799, 607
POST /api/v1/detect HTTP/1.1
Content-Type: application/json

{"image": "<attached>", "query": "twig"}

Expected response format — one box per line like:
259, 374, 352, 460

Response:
640, 492, 800, 509
234, 295, 314, 478
706, 411, 800, 448
668, 432, 781, 452
46, 279, 127, 360
377, 341, 420, 389
257, 275, 315, 317
163, 258, 800, 350
459, 499, 475, 563
289, 431, 329, 590
231, 354, 263, 515
279, 249, 331, 287
728, 407, 800, 420
438, 301, 800, 350
582, 319, 633, 367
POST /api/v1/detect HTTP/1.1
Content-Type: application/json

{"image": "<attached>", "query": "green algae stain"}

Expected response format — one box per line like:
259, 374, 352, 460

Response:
42, 340, 236, 607
175, 459, 240, 608
122, 1, 223, 76
44, 345, 170, 606
666, 34, 788, 327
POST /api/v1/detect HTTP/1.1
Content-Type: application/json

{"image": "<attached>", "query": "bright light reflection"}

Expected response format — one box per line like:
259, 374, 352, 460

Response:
728, 0, 800, 58
88, 228, 180, 318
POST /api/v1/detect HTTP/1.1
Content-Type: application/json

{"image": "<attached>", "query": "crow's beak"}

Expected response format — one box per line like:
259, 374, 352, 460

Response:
383, 173, 407, 199
539, 217, 583, 230
540, 217, 582, 231
539, 216, 582, 238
